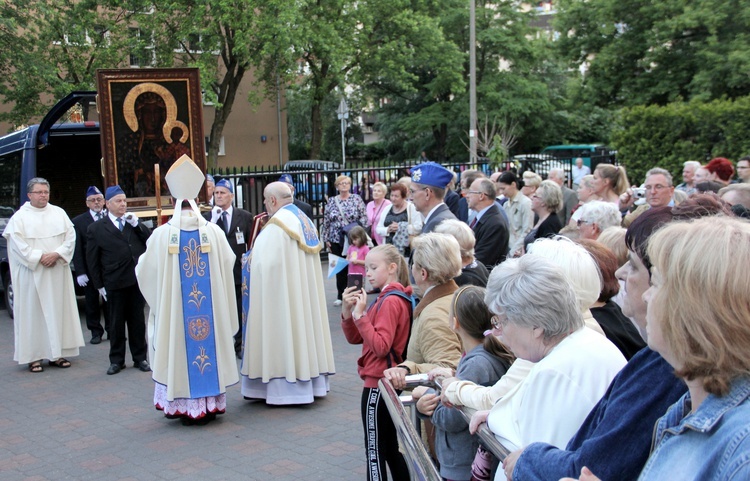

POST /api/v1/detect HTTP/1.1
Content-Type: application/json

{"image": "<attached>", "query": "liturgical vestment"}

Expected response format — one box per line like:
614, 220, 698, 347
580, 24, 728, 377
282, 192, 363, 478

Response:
241, 203, 335, 404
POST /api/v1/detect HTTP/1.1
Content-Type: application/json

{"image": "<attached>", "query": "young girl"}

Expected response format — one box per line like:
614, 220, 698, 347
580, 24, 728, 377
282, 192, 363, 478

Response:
341, 244, 413, 481
346, 225, 370, 277
412, 285, 514, 481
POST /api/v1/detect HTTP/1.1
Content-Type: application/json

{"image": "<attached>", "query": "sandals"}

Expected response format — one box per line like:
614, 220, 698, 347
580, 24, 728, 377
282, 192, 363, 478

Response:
29, 361, 44, 373
48, 358, 71, 368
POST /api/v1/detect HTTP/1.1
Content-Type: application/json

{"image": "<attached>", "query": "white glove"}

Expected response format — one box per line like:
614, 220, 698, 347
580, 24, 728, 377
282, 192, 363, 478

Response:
210, 206, 222, 223
124, 212, 139, 227
76, 274, 89, 287
98, 287, 107, 301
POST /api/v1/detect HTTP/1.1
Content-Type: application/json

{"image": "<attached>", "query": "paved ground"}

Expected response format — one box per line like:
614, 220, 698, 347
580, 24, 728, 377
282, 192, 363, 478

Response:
0, 265, 370, 480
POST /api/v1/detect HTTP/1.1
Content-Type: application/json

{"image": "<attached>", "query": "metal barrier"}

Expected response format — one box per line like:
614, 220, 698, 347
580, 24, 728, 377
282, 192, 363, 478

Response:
379, 375, 509, 481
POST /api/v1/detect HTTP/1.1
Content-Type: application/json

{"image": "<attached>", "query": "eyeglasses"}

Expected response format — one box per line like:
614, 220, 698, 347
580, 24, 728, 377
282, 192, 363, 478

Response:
86, 197, 104, 203
577, 219, 591, 226
466, 190, 483, 196
409, 187, 428, 195
29, 190, 50, 195
644, 184, 669, 192
490, 314, 508, 330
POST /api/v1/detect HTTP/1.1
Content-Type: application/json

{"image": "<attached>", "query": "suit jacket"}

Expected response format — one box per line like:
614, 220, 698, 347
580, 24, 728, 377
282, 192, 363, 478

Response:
294, 199, 313, 219
204, 207, 254, 285
444, 189, 461, 218
559, 185, 579, 225
473, 203, 509, 268
422, 203, 457, 234
72, 210, 98, 276
86, 217, 151, 291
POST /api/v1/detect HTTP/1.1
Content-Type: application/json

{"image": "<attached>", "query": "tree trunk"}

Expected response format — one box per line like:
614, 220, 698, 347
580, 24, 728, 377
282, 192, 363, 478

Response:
207, 62, 246, 169
309, 100, 323, 160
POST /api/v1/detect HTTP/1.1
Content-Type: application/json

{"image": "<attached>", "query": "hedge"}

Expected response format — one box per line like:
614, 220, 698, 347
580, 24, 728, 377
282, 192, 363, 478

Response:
612, 97, 750, 185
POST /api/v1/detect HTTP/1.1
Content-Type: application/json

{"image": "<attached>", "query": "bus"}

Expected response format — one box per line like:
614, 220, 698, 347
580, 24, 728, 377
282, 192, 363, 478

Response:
540, 144, 616, 169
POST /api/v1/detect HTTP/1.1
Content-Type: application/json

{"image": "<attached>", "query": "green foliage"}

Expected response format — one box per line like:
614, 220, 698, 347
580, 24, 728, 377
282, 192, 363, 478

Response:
612, 97, 750, 184
555, 0, 750, 108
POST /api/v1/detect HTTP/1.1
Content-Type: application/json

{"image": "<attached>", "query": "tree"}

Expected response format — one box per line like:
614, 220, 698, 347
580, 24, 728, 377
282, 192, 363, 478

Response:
0, 1, 138, 128
555, 0, 750, 108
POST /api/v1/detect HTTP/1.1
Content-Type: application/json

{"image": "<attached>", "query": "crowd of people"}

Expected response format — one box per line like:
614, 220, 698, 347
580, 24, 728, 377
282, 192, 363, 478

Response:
329, 157, 750, 481
4, 153, 750, 479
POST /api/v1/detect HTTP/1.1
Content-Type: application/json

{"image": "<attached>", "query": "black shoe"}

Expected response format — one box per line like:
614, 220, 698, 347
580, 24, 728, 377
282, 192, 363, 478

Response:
107, 363, 125, 375
135, 360, 151, 372
90, 335, 102, 345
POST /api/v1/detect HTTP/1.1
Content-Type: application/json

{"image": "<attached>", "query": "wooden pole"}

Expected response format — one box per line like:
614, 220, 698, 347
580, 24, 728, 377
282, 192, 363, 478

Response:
154, 164, 162, 226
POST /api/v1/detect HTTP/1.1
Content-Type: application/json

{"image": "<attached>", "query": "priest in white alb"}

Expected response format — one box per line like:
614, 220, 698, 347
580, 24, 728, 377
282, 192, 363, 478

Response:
136, 156, 239, 423
240, 181, 335, 404
2, 177, 84, 373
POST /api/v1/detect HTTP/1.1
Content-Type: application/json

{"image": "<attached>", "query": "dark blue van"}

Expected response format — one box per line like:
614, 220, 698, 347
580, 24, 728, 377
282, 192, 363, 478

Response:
0, 91, 103, 316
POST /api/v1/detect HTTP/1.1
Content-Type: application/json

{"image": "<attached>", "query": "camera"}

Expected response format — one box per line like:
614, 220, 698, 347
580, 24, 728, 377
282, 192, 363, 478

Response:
632, 187, 646, 199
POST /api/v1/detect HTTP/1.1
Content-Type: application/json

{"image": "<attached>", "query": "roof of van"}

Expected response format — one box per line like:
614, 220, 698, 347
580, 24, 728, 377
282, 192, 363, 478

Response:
542, 144, 606, 150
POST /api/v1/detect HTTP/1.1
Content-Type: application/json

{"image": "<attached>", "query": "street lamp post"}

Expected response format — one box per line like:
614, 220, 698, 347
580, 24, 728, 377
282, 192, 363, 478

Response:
469, 0, 477, 164
337, 98, 349, 168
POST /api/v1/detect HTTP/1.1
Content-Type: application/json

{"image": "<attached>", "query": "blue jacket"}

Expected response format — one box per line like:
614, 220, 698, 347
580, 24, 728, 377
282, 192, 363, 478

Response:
514, 348, 686, 481
639, 375, 750, 481
421, 344, 511, 481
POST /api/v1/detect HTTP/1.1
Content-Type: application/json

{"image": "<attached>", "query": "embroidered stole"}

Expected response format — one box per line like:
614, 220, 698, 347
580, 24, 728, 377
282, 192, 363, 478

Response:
179, 230, 220, 398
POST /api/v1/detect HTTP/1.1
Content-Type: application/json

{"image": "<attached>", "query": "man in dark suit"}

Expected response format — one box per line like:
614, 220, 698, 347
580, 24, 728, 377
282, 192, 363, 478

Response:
86, 185, 151, 375
204, 179, 253, 355
72, 186, 111, 345
409, 161, 456, 233
279, 174, 313, 218
549, 168, 579, 225
466, 178, 509, 268
444, 172, 461, 218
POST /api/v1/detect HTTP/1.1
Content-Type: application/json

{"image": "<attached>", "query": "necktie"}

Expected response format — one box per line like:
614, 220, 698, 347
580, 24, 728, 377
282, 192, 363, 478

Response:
470, 217, 477, 229
117, 217, 124, 231
222, 211, 229, 234
97, 212, 103, 220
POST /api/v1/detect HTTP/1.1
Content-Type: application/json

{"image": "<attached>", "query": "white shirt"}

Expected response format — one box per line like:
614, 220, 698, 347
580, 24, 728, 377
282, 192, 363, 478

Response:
572, 165, 591, 185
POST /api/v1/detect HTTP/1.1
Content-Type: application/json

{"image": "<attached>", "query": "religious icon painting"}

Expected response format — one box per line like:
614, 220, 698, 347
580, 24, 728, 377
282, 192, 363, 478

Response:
96, 68, 207, 209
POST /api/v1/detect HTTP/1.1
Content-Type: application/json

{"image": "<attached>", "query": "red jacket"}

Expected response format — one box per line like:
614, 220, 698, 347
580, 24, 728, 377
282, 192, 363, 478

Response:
341, 283, 413, 388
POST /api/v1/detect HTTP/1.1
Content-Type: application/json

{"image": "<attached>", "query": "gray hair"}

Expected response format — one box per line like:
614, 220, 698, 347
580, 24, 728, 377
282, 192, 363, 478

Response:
549, 168, 566, 183
580, 174, 595, 190
683, 160, 701, 171
485, 254, 583, 342
27, 177, 49, 191
435, 219, 476, 261
522, 171, 542, 188
411, 233, 462, 284
535, 180, 563, 212
527, 237, 602, 313
645, 167, 673, 187
578, 201, 622, 232
373, 182, 388, 195
476, 178, 497, 200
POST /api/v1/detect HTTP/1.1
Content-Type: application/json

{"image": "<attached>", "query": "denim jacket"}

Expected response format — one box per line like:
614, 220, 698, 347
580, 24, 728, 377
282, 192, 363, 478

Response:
514, 348, 686, 481
638, 376, 750, 481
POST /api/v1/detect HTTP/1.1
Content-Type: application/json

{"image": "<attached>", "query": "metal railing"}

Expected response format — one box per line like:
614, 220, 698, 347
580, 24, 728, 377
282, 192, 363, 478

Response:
378, 375, 509, 481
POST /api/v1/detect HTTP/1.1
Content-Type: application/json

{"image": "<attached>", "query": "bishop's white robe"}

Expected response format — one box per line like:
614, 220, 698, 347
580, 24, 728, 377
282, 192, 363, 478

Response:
136, 211, 239, 406
241, 204, 336, 404
2, 202, 84, 364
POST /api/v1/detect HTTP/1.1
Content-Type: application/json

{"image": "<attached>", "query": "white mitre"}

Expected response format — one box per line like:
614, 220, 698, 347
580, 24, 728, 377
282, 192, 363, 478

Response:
164, 154, 210, 253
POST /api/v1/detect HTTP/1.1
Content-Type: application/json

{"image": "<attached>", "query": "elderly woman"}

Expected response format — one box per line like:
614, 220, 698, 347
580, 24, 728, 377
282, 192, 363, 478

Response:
501, 207, 686, 481
562, 216, 750, 481
375, 182, 422, 256
520, 171, 542, 198
522, 180, 563, 251
383, 233, 463, 389
591, 163, 630, 205
578, 239, 646, 360
366, 182, 391, 246
470, 255, 625, 459
435, 219, 489, 287
576, 201, 622, 240
322, 175, 367, 305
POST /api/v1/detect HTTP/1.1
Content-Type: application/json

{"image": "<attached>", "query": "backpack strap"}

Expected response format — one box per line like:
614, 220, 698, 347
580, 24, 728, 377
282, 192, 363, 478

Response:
371, 290, 416, 368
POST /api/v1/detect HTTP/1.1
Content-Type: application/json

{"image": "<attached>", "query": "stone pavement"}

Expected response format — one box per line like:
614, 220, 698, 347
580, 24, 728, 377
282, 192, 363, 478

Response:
0, 264, 369, 480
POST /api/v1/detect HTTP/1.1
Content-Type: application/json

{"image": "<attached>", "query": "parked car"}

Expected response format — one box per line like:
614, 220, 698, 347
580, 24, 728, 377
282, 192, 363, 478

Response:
540, 144, 616, 170
282, 160, 341, 204
512, 154, 568, 179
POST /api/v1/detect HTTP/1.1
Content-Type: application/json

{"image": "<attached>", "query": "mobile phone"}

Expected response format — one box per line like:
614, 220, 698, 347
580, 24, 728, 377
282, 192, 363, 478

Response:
347, 273, 364, 290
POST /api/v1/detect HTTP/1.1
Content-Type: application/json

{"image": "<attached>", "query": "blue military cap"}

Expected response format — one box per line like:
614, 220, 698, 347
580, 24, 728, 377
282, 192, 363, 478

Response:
215, 179, 234, 194
86, 186, 102, 198
279, 174, 293, 184
105, 185, 125, 200
206, 173, 215, 184
411, 162, 453, 189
